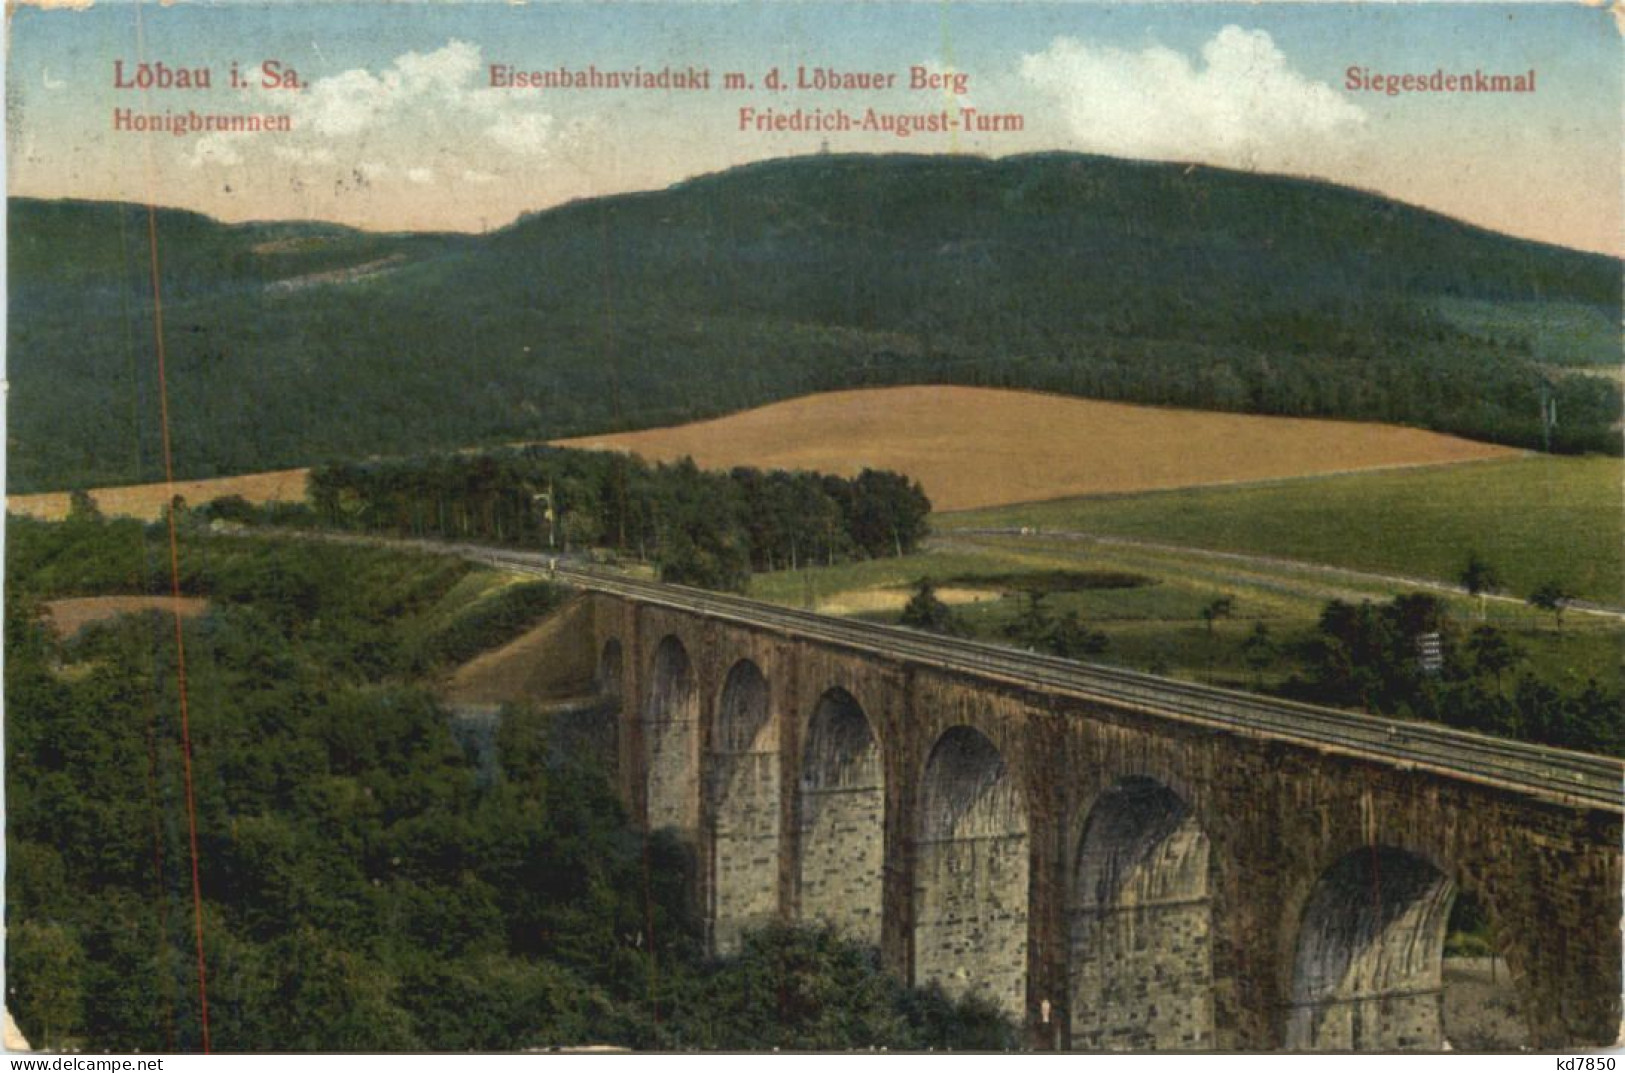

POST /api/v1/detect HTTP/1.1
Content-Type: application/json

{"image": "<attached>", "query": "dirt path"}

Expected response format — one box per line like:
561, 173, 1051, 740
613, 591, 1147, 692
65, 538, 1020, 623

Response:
44, 595, 210, 636
945, 529, 1625, 621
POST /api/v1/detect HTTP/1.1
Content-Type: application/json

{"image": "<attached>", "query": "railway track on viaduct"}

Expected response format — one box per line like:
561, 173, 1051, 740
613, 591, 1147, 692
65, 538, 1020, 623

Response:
457, 546, 1623, 815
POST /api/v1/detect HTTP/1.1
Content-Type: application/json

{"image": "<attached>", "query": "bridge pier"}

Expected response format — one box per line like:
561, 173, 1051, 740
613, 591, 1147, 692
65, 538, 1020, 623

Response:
1468, 814, 1623, 1048
881, 666, 918, 989
707, 658, 780, 954
579, 588, 1621, 1052
1022, 701, 1070, 1052
795, 687, 886, 946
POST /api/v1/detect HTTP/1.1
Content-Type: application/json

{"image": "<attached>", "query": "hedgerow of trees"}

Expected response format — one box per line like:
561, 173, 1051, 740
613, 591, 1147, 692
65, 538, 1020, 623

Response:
299, 448, 931, 592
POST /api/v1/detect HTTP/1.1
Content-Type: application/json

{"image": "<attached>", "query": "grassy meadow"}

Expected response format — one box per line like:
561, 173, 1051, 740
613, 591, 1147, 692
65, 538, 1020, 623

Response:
939, 455, 1622, 606
750, 527, 1621, 699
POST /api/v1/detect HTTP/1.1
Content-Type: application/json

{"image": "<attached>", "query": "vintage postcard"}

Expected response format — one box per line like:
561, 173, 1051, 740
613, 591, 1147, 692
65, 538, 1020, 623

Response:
3, 0, 1620, 1057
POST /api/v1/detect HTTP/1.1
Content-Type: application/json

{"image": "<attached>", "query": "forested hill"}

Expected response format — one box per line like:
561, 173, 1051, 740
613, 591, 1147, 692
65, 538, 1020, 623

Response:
9, 153, 1620, 493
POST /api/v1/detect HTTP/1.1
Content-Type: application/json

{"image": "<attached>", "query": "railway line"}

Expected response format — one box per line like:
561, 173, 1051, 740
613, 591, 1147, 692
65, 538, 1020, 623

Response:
461, 546, 1624, 814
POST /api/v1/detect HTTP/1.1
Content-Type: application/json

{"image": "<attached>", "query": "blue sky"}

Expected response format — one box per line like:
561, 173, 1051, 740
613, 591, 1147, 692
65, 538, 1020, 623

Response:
6, 1, 1618, 252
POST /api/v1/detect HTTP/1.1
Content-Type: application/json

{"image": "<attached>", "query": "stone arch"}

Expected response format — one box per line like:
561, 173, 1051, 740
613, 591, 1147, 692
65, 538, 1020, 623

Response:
1286, 846, 1455, 1050
1069, 777, 1214, 1050
1439, 888, 1530, 1050
706, 658, 779, 953
914, 725, 1028, 1017
642, 635, 699, 835
796, 686, 885, 946
597, 638, 624, 699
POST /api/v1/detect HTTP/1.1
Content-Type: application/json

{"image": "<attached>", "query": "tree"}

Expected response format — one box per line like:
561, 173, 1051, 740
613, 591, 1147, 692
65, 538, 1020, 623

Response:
201, 494, 261, 525
560, 509, 601, 552
1049, 610, 1108, 660
1003, 591, 1054, 650
10, 919, 86, 1050
164, 494, 194, 532
899, 579, 960, 635
654, 925, 1016, 1050
1387, 592, 1446, 638
1199, 596, 1235, 636
848, 469, 931, 559
1568, 679, 1623, 756
1304, 596, 1436, 712
1527, 581, 1576, 633
1466, 625, 1519, 692
66, 488, 102, 523
1240, 622, 1276, 689
1459, 551, 1502, 619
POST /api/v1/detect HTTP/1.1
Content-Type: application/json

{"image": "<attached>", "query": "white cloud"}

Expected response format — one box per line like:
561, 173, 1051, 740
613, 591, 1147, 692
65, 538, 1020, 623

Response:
301, 67, 391, 138
392, 38, 482, 93
487, 112, 553, 155
188, 39, 554, 181
1020, 27, 1366, 172
272, 145, 336, 165
191, 133, 243, 168
297, 40, 492, 139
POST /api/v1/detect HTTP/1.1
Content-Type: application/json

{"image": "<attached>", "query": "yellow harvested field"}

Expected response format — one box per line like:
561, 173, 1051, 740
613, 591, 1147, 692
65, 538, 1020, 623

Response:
10, 387, 1521, 521
815, 585, 996, 616
45, 596, 209, 637
8, 468, 309, 523
554, 386, 1521, 512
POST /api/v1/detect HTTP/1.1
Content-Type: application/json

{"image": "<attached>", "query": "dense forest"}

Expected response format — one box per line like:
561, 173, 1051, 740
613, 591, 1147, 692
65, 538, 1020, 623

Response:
5, 515, 1012, 1051
290, 447, 927, 592
9, 152, 1621, 493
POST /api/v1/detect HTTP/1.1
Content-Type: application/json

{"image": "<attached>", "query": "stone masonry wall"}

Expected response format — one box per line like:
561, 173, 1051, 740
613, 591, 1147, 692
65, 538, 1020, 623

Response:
1070, 780, 1214, 1049
589, 595, 1623, 1051
797, 688, 885, 946
642, 635, 700, 835
709, 660, 780, 953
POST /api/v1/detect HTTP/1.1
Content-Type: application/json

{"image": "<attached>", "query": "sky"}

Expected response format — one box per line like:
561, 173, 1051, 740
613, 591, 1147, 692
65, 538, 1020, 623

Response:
4, 1, 1620, 254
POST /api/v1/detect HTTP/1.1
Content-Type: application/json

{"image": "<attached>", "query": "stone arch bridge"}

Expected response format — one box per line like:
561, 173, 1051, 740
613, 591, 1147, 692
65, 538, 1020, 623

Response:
473, 550, 1622, 1052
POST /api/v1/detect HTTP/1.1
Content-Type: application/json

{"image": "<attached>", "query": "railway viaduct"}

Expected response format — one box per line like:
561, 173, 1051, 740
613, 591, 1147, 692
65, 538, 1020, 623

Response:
479, 552, 1622, 1052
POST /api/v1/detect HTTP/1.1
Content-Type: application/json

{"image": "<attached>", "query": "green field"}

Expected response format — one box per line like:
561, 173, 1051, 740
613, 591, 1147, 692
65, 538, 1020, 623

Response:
1437, 298, 1620, 367
751, 531, 1621, 696
751, 542, 1297, 689
939, 456, 1623, 606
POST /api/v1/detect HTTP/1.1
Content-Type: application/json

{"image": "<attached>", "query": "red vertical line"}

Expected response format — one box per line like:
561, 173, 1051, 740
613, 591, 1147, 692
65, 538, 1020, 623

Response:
640, 814, 661, 1034
1361, 777, 1383, 1021
133, 3, 212, 1052
117, 195, 178, 1052
601, 208, 661, 1031
141, 683, 179, 1052
146, 174, 213, 1058
598, 206, 624, 429
1368, 841, 1383, 951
